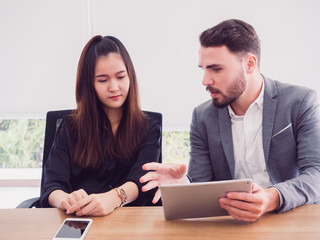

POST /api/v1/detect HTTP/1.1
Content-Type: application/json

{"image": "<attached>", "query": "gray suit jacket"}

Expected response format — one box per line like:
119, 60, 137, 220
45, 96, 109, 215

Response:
188, 75, 320, 212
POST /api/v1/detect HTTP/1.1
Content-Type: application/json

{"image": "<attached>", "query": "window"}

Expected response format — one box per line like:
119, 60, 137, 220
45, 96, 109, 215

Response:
0, 119, 45, 168
0, 119, 189, 168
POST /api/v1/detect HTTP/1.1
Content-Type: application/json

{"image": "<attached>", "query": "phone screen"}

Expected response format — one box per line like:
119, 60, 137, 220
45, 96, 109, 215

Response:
55, 219, 92, 239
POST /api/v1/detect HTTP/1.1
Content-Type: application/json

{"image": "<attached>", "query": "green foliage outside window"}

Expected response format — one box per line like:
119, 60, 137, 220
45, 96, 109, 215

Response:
162, 131, 190, 166
0, 119, 45, 168
0, 119, 190, 168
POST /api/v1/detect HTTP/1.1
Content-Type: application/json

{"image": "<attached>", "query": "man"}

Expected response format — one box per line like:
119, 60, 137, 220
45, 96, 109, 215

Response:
140, 19, 320, 222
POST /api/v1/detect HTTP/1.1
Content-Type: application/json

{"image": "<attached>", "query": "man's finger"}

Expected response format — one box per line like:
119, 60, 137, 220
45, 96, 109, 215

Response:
142, 162, 164, 171
142, 179, 159, 192
251, 182, 262, 192
152, 189, 161, 204
140, 171, 158, 183
169, 164, 187, 177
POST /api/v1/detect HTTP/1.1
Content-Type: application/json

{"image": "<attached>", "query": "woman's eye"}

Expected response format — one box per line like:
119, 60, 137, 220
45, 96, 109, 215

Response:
117, 75, 125, 79
98, 79, 107, 82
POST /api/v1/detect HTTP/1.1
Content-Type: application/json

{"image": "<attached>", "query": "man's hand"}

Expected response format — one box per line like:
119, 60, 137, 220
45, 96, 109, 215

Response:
219, 182, 280, 222
140, 162, 188, 203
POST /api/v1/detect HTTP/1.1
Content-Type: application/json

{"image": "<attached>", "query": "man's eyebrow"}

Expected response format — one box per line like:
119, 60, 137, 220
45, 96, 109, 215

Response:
198, 64, 223, 69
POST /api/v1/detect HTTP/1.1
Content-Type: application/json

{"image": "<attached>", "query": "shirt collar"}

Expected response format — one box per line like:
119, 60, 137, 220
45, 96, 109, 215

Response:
255, 79, 264, 109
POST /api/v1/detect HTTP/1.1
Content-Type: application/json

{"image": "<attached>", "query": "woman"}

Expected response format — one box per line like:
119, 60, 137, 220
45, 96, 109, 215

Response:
40, 36, 161, 216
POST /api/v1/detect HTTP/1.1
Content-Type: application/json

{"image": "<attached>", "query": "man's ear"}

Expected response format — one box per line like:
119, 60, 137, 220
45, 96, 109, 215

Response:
245, 54, 258, 74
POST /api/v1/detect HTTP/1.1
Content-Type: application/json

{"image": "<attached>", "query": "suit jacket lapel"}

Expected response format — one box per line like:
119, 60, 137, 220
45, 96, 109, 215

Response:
262, 76, 278, 165
218, 107, 235, 178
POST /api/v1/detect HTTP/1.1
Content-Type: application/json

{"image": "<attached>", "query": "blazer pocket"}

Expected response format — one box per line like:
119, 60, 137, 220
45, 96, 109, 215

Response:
272, 123, 292, 140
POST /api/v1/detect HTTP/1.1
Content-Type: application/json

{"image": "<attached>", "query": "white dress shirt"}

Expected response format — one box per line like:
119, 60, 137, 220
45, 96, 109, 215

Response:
228, 81, 273, 188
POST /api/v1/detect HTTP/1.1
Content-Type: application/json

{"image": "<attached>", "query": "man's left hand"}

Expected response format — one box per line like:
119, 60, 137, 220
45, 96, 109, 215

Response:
219, 182, 280, 222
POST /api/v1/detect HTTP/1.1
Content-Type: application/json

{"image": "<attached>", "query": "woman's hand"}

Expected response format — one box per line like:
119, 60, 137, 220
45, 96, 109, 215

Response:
48, 189, 88, 211
49, 182, 138, 216
66, 190, 121, 216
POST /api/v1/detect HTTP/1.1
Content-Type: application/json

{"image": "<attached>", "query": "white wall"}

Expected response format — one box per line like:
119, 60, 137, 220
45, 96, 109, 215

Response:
0, 0, 86, 118
1, 0, 320, 129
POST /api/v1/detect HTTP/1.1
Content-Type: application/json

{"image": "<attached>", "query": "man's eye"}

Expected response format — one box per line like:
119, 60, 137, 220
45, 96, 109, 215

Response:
213, 68, 222, 72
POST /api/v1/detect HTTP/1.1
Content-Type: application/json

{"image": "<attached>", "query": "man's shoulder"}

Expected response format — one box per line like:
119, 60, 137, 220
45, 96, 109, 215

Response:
264, 76, 314, 98
264, 76, 318, 111
194, 99, 215, 113
192, 99, 223, 122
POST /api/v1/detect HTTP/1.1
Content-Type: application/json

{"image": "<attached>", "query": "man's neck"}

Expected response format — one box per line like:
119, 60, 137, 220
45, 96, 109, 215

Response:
230, 73, 263, 116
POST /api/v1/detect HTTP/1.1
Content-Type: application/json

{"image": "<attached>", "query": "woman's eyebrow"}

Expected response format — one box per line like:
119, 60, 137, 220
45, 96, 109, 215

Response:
95, 70, 126, 78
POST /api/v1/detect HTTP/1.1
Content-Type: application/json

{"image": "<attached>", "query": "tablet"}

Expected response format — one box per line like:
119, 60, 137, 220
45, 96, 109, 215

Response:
160, 179, 252, 220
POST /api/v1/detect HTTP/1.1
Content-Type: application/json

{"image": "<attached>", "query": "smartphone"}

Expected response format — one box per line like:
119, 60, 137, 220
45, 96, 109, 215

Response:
52, 218, 93, 240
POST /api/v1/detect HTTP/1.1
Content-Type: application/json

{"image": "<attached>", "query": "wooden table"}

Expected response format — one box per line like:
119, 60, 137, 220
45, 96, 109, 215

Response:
0, 205, 319, 240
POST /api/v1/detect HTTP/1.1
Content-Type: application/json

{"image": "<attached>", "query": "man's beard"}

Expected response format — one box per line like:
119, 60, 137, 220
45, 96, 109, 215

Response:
207, 70, 246, 108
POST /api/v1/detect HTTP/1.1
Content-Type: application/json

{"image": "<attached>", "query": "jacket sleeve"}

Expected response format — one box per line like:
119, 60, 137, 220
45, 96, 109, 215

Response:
274, 89, 320, 212
188, 107, 214, 182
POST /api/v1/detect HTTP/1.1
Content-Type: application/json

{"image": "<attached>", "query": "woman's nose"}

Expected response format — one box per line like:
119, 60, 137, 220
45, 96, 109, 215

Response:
108, 79, 119, 92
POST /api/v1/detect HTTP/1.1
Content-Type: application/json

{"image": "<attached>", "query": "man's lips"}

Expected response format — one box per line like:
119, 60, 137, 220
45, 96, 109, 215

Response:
206, 86, 220, 98
210, 92, 219, 98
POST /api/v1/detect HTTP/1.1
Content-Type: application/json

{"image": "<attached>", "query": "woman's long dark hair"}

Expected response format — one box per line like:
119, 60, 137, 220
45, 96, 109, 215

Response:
70, 35, 147, 168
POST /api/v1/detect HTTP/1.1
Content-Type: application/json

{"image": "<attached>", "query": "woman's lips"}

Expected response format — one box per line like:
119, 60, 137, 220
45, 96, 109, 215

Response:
109, 95, 121, 100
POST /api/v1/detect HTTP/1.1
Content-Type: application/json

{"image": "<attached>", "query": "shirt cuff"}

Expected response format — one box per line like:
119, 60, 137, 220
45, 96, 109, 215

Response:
270, 187, 283, 210
186, 174, 192, 183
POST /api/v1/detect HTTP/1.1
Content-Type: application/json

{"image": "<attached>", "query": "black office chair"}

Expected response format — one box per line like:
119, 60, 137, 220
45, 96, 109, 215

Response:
16, 109, 162, 208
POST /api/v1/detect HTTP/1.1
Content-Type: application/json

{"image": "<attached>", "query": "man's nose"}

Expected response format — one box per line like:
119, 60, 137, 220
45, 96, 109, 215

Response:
202, 70, 214, 86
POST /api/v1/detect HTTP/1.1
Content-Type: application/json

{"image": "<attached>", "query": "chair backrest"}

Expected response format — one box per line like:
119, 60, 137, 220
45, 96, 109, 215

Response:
40, 109, 162, 188
40, 109, 73, 188
143, 110, 163, 163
